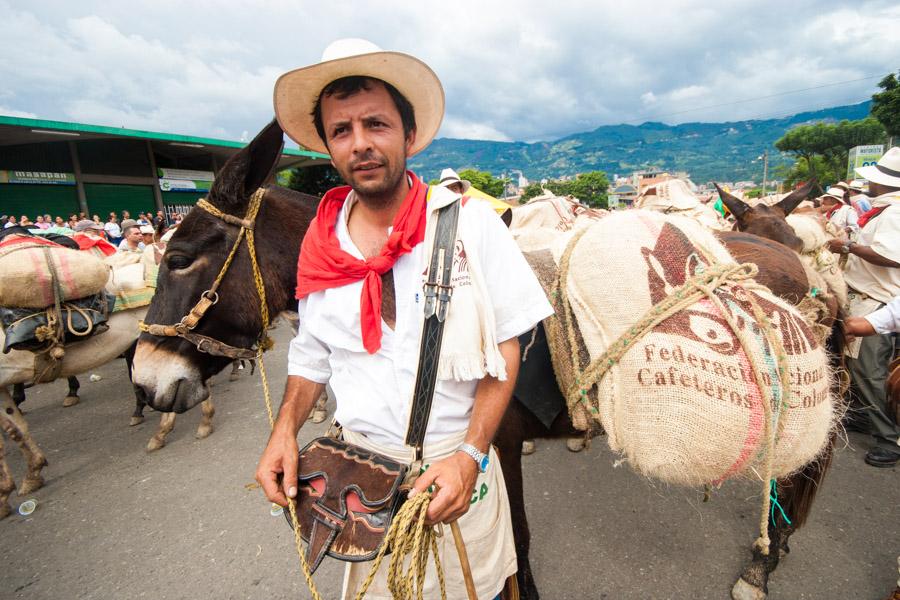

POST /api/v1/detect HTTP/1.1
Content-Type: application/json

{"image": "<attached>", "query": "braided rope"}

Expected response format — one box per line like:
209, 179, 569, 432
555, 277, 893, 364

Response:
553, 226, 791, 555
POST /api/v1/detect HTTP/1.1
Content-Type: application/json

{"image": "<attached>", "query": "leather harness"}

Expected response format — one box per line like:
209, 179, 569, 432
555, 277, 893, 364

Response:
138, 188, 270, 360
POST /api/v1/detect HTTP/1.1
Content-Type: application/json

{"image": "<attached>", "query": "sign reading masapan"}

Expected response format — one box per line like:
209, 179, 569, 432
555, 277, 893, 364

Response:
0, 170, 76, 185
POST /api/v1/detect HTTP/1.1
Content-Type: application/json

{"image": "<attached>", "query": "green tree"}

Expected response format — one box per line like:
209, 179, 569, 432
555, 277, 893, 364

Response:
566, 171, 609, 209
286, 164, 343, 196
520, 183, 545, 202
427, 169, 509, 197
871, 71, 900, 143
457, 169, 508, 197
775, 117, 886, 187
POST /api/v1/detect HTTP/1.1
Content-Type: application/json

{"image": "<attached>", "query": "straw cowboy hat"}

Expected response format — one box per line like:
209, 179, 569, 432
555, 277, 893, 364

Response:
855, 146, 900, 188
273, 38, 444, 156
437, 168, 471, 192
821, 186, 847, 203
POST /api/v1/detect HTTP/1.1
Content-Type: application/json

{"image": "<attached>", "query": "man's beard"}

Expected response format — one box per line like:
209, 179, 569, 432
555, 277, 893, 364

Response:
342, 152, 407, 209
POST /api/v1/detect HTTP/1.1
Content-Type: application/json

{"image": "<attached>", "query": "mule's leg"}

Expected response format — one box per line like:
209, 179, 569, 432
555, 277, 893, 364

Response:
309, 391, 328, 424
12, 383, 26, 409
124, 342, 146, 426
146, 412, 176, 452
0, 388, 48, 495
63, 376, 80, 407
0, 426, 15, 519
195, 398, 215, 439
229, 360, 241, 382
495, 400, 579, 600
732, 437, 835, 600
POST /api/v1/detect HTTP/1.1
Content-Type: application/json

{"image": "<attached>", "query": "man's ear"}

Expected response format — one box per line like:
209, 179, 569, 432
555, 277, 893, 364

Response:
405, 129, 417, 157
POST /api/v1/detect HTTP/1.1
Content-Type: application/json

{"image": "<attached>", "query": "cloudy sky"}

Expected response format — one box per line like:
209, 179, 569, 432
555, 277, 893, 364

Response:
2, 0, 898, 146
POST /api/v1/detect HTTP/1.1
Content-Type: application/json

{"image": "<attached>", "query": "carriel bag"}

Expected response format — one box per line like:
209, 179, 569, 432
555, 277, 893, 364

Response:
284, 198, 461, 573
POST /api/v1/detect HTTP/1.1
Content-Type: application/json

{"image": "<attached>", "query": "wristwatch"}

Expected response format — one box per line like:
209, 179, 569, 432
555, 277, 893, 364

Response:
840, 241, 854, 255
457, 443, 490, 473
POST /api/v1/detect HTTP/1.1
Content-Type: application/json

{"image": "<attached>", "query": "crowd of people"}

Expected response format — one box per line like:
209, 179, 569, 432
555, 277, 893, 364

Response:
2, 209, 184, 250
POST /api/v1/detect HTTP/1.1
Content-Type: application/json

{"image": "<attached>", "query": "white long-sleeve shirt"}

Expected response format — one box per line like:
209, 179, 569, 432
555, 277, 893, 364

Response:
288, 187, 553, 449
864, 296, 900, 334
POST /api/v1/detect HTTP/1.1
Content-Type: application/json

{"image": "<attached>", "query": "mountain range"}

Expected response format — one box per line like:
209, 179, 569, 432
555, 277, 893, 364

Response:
410, 101, 873, 184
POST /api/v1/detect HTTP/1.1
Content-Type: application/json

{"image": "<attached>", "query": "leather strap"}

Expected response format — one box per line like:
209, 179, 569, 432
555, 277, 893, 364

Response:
405, 199, 461, 460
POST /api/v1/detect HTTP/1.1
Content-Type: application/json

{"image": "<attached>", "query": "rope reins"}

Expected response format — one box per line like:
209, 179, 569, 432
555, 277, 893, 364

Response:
140, 189, 447, 598
553, 227, 792, 555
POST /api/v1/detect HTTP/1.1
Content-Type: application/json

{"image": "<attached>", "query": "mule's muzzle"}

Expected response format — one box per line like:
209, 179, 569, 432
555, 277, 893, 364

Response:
132, 339, 209, 413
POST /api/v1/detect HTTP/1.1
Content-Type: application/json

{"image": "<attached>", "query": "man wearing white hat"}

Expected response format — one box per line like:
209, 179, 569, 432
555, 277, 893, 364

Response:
817, 186, 858, 233
257, 39, 552, 598
828, 146, 900, 467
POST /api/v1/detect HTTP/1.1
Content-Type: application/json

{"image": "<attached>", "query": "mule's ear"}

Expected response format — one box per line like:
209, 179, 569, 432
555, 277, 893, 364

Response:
714, 183, 750, 222
243, 119, 285, 193
208, 119, 284, 212
775, 179, 816, 216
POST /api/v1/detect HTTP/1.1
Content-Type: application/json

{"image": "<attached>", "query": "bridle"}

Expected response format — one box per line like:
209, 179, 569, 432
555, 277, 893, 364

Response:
138, 187, 272, 360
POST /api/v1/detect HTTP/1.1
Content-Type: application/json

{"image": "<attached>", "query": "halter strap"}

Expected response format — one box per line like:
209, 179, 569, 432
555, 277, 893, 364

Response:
138, 188, 270, 358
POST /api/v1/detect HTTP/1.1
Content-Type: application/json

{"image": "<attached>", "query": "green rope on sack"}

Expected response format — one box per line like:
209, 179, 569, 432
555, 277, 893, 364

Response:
769, 479, 792, 527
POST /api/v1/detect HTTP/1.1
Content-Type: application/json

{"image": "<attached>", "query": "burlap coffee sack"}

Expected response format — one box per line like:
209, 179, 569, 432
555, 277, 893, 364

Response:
786, 213, 848, 309
510, 193, 605, 253
555, 211, 834, 486
0, 242, 109, 308
634, 179, 729, 231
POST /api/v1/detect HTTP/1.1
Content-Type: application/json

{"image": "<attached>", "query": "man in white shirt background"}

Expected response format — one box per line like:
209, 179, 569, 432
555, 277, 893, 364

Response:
828, 147, 900, 467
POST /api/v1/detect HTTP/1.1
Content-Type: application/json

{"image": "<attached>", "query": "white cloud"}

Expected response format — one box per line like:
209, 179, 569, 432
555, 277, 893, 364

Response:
1, 0, 898, 144
0, 106, 38, 119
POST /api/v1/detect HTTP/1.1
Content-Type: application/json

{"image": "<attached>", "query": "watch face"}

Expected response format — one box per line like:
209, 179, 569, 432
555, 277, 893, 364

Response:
479, 455, 490, 472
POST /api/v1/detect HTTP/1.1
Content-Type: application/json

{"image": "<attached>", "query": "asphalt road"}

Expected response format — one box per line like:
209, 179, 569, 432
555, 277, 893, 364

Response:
1, 321, 897, 600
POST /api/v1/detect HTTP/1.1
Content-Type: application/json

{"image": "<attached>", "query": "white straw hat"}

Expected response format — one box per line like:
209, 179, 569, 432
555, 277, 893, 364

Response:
855, 146, 900, 188
273, 38, 444, 156
437, 168, 471, 192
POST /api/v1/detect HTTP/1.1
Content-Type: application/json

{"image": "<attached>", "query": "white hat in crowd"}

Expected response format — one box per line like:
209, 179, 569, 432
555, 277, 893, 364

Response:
274, 38, 444, 156
437, 168, 471, 192
855, 146, 900, 188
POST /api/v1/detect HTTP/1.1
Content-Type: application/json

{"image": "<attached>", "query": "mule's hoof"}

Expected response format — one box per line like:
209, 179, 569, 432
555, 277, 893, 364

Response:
63, 396, 80, 407
521, 440, 536, 455
566, 437, 586, 452
18, 476, 44, 495
310, 409, 328, 424
146, 437, 166, 452
129, 416, 145, 427
732, 578, 767, 600
229, 373, 240, 382
195, 425, 214, 439
0, 503, 11, 520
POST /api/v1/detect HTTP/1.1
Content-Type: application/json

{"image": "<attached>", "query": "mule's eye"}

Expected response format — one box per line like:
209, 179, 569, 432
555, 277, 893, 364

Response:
167, 254, 193, 270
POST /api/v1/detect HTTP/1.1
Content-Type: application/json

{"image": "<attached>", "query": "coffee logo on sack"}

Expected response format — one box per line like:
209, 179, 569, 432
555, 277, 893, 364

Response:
637, 222, 825, 410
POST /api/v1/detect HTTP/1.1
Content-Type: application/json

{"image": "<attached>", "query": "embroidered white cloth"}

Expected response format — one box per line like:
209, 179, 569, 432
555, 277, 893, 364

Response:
288, 185, 553, 448
339, 429, 516, 600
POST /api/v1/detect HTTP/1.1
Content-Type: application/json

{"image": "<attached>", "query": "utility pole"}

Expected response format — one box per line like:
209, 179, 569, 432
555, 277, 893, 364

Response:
761, 150, 768, 196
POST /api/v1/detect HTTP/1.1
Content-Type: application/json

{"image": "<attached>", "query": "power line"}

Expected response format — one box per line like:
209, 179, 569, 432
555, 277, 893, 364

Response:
627, 74, 881, 124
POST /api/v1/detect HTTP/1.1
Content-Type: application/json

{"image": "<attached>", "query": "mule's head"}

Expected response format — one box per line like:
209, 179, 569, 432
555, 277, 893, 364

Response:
714, 181, 816, 253
133, 120, 287, 413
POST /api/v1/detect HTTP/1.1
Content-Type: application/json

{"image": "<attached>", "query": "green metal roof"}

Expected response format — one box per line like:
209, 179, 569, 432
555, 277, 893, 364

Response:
0, 115, 329, 160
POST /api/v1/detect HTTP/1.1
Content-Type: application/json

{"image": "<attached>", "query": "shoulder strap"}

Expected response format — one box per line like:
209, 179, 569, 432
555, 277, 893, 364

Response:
405, 197, 461, 461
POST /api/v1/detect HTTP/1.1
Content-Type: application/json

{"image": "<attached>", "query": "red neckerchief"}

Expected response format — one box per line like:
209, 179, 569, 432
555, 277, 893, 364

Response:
295, 171, 428, 354
857, 205, 888, 229
73, 234, 117, 256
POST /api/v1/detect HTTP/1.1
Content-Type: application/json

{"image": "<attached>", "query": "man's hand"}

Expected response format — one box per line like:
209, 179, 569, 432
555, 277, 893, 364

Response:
256, 428, 300, 507
826, 238, 846, 254
412, 452, 479, 525
844, 316, 876, 338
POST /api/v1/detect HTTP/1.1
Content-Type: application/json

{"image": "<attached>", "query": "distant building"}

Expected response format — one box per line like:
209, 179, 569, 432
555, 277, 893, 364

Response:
607, 183, 638, 208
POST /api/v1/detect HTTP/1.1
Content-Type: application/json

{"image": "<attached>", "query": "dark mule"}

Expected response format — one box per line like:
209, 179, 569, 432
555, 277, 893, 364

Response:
132, 121, 835, 599
132, 120, 315, 412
